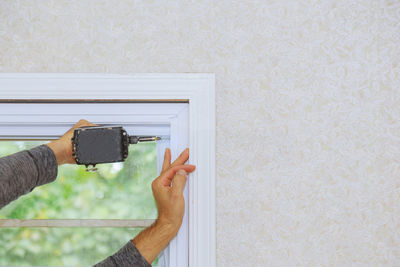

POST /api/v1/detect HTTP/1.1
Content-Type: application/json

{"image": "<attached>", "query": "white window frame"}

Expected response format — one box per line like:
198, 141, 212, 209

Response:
0, 73, 216, 267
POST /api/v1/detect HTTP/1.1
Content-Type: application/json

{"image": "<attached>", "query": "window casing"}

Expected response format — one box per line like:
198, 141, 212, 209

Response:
0, 73, 215, 267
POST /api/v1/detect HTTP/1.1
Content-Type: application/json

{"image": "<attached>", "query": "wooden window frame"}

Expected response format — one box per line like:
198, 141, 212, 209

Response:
0, 73, 216, 267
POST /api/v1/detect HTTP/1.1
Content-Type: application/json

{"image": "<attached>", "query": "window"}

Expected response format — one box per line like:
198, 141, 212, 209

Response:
0, 74, 215, 267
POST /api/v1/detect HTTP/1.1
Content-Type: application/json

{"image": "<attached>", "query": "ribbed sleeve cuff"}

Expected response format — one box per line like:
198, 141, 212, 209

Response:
28, 144, 58, 186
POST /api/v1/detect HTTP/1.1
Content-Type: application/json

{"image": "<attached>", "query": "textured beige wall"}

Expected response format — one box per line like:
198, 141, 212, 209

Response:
1, 1, 400, 266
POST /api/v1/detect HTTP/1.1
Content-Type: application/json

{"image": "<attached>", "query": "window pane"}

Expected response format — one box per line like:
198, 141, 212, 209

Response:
0, 140, 160, 219
0, 227, 145, 266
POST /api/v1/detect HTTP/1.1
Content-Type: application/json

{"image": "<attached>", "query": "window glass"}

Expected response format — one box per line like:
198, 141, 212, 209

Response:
0, 227, 143, 266
0, 140, 159, 220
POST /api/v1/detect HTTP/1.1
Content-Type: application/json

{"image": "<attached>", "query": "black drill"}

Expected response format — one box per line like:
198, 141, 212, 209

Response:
71, 125, 160, 171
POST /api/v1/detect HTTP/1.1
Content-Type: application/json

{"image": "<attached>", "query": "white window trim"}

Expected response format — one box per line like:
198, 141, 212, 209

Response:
0, 103, 186, 267
0, 73, 216, 267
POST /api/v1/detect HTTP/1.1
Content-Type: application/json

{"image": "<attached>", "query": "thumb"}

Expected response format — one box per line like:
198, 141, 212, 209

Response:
171, 169, 187, 195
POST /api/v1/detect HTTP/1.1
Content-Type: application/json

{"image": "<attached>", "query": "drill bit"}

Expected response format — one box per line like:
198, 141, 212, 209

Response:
129, 136, 162, 144
138, 136, 161, 142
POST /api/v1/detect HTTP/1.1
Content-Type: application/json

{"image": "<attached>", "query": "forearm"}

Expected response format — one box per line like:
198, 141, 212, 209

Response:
93, 240, 152, 267
133, 220, 178, 264
94, 220, 177, 266
0, 145, 58, 209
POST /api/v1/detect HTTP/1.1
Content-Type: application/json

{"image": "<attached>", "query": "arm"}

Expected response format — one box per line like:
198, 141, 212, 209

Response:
0, 144, 58, 209
95, 148, 196, 266
0, 119, 96, 209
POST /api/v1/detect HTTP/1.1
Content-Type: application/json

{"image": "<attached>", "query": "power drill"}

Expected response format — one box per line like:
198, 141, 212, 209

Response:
71, 125, 161, 171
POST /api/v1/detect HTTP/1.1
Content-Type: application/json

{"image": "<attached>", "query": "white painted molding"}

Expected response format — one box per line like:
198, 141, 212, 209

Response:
0, 73, 216, 267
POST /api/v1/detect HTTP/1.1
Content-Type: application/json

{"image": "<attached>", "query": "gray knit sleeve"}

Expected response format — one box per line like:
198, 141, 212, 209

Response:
94, 240, 152, 267
0, 144, 58, 209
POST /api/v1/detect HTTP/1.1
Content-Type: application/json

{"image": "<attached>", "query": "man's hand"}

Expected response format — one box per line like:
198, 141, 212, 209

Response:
152, 147, 196, 233
133, 148, 196, 264
46, 119, 97, 165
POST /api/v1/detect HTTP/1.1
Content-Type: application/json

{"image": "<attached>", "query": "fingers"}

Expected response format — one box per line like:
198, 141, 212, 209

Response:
171, 169, 187, 195
65, 119, 97, 136
170, 148, 189, 168
63, 119, 97, 137
161, 148, 190, 173
158, 164, 196, 186
161, 148, 171, 172
74, 119, 98, 128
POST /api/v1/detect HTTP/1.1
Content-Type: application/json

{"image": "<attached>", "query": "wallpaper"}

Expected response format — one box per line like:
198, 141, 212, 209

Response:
1, 0, 400, 266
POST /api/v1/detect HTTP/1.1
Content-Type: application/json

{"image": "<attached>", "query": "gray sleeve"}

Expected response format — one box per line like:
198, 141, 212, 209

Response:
0, 144, 58, 209
94, 240, 152, 267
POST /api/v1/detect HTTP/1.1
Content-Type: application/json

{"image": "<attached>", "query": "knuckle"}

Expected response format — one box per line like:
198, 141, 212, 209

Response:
151, 180, 158, 190
173, 165, 183, 172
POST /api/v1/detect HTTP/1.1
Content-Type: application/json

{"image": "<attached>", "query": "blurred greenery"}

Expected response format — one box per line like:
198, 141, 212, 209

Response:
0, 228, 141, 266
0, 141, 160, 266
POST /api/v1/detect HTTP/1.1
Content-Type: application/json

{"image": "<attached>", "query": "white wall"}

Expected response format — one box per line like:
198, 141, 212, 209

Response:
1, 1, 399, 266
